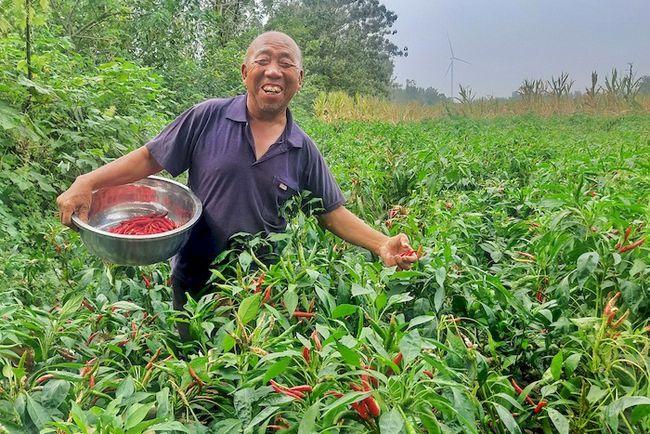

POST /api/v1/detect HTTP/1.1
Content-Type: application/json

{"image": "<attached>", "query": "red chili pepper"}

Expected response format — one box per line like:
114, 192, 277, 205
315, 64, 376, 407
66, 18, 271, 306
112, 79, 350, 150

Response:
289, 385, 313, 393
423, 370, 434, 378
302, 347, 311, 363
511, 378, 535, 406
145, 348, 162, 370
188, 366, 204, 388
364, 396, 381, 417
311, 330, 322, 350
618, 237, 645, 253
623, 226, 632, 244
270, 380, 304, 399
293, 311, 315, 318
533, 400, 547, 414
325, 390, 344, 398
362, 365, 379, 387
351, 400, 370, 420
398, 249, 416, 258
361, 374, 371, 391
36, 374, 54, 384
86, 331, 99, 345
142, 274, 151, 289
536, 289, 544, 303
108, 212, 177, 235
263, 285, 272, 304
81, 299, 95, 312
89, 374, 95, 388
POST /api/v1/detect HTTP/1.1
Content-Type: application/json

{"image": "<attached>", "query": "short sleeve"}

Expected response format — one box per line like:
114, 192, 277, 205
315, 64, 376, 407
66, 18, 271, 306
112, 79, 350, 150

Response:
301, 141, 346, 215
145, 102, 212, 177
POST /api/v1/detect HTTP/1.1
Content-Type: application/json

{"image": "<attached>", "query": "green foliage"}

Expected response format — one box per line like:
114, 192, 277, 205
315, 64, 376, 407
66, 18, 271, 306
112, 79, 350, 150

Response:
391, 79, 447, 106
266, 0, 405, 97
2, 115, 649, 432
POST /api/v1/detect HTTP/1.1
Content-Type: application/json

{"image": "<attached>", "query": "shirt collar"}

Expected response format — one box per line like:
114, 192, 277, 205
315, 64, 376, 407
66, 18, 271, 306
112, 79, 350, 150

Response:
226, 94, 303, 148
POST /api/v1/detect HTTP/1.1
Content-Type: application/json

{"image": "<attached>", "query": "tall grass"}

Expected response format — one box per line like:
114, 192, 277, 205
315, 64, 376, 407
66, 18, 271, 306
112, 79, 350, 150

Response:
314, 91, 650, 122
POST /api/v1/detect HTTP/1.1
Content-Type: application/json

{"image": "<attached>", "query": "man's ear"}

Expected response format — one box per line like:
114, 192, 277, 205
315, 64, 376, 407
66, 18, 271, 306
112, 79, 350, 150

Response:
298, 69, 304, 87
241, 63, 248, 81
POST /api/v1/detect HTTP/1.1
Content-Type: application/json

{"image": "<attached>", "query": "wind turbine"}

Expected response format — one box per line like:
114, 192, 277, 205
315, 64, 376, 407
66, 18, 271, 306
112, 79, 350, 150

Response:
444, 33, 470, 101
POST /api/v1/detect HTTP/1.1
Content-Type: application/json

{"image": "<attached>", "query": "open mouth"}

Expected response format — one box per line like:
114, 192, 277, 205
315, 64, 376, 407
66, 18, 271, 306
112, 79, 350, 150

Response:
262, 84, 283, 95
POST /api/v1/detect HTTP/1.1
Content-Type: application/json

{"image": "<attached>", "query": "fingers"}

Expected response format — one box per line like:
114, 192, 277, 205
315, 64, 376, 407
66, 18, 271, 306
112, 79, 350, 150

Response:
393, 253, 417, 270
78, 204, 90, 224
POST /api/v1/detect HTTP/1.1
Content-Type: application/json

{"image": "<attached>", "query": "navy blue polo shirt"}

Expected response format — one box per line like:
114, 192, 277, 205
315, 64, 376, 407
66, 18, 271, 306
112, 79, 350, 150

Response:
146, 94, 345, 288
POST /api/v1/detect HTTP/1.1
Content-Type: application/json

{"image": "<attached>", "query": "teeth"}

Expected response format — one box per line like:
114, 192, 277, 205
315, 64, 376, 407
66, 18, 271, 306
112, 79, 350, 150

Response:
263, 85, 281, 93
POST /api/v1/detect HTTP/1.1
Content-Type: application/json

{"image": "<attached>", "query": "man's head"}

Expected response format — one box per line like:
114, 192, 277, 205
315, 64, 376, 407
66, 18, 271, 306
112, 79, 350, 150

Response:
242, 31, 304, 117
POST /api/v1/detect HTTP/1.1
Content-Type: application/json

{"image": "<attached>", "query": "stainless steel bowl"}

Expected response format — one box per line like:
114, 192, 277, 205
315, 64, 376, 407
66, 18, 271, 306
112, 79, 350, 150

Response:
72, 176, 202, 265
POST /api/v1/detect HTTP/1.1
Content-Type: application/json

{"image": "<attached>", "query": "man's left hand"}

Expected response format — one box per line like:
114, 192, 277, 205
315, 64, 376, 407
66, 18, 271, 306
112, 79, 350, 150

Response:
378, 233, 419, 270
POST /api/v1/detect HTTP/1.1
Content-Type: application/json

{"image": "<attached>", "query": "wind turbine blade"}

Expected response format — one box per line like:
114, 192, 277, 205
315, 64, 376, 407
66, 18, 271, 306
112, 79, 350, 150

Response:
453, 57, 470, 65
447, 32, 454, 57
444, 61, 452, 78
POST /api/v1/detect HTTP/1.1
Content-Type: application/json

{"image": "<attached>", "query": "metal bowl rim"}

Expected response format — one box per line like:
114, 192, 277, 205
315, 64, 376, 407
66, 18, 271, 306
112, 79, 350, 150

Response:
71, 175, 202, 240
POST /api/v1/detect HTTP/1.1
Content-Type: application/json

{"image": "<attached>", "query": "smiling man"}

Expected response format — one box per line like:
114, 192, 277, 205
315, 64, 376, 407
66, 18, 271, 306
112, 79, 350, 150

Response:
56, 31, 417, 341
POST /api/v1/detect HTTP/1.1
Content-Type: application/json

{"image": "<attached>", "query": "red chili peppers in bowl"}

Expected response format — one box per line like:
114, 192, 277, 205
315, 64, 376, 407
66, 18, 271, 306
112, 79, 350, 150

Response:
107, 212, 177, 235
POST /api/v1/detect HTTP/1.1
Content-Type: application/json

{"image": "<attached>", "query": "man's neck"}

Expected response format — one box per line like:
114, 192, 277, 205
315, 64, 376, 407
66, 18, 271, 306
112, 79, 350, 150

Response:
246, 96, 288, 126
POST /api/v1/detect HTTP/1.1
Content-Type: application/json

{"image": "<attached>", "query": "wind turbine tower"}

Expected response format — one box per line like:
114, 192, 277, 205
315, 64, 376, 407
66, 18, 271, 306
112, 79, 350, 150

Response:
444, 33, 470, 101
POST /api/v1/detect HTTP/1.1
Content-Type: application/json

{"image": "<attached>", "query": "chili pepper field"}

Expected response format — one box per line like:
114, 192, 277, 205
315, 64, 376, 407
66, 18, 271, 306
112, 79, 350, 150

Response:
1, 115, 649, 433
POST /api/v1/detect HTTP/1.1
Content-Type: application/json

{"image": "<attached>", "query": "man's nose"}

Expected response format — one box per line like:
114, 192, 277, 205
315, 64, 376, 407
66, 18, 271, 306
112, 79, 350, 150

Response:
264, 62, 282, 78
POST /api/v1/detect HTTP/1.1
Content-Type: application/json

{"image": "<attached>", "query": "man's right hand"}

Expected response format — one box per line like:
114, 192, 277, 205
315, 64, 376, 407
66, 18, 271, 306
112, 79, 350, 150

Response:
55, 146, 164, 228
56, 177, 93, 227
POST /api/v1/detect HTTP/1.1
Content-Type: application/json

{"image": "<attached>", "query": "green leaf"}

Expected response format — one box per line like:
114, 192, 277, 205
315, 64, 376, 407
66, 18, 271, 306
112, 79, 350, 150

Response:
386, 292, 413, 309
336, 343, 360, 366
408, 315, 435, 329
351, 283, 375, 297
586, 384, 606, 404
124, 402, 155, 430
284, 287, 298, 314
155, 388, 170, 419
435, 266, 446, 287
434, 286, 445, 312
576, 252, 599, 281
116, 376, 135, 400
563, 353, 581, 376
211, 419, 242, 433
550, 351, 563, 380
331, 304, 357, 318
234, 388, 255, 426
41, 379, 70, 409
238, 294, 261, 325
605, 396, 650, 430
298, 402, 319, 434
546, 407, 569, 434
239, 251, 252, 270
247, 406, 279, 430
148, 421, 191, 432
263, 357, 291, 383
379, 407, 404, 433
398, 330, 422, 365
493, 402, 521, 434
25, 394, 52, 429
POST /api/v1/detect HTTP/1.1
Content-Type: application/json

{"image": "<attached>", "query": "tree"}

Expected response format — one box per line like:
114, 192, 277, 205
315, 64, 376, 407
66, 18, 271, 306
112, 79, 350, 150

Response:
390, 79, 446, 106
265, 0, 406, 97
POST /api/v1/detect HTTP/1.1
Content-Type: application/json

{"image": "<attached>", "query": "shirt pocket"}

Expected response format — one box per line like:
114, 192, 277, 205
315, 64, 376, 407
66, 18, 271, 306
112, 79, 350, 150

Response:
273, 175, 300, 210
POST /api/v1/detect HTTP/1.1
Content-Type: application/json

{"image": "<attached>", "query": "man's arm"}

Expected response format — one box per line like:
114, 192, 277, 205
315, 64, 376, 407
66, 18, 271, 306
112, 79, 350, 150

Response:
317, 206, 417, 270
56, 146, 163, 226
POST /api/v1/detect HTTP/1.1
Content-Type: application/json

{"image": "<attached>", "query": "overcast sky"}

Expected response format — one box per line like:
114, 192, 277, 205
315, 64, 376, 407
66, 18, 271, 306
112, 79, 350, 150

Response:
382, 0, 650, 98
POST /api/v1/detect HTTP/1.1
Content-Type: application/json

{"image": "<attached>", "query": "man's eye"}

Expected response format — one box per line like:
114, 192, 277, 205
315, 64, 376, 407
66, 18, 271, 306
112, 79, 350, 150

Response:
280, 62, 295, 69
255, 59, 270, 66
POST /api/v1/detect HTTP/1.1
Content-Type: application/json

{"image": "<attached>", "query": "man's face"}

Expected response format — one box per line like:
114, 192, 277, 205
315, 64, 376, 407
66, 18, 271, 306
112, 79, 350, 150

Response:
242, 34, 303, 116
